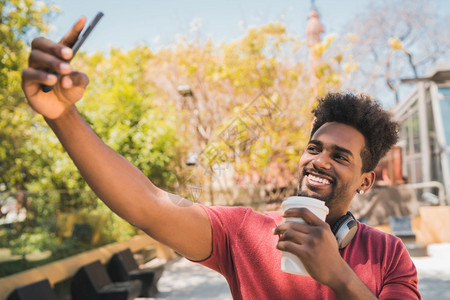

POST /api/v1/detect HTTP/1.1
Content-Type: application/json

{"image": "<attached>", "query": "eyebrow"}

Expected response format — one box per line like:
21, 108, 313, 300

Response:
309, 139, 354, 158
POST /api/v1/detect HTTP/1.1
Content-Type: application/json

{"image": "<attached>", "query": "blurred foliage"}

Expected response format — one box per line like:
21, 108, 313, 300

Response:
0, 0, 61, 276
76, 47, 179, 189
0, 0, 176, 277
0, 0, 57, 195
146, 23, 349, 202
0, 190, 140, 277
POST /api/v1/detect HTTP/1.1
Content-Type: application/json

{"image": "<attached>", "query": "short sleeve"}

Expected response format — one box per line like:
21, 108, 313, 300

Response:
191, 204, 250, 276
378, 239, 421, 300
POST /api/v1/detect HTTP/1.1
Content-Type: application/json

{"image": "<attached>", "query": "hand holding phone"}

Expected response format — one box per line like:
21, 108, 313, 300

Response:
42, 12, 104, 92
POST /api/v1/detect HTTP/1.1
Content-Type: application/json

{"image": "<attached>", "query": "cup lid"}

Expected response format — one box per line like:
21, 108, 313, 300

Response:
281, 196, 329, 212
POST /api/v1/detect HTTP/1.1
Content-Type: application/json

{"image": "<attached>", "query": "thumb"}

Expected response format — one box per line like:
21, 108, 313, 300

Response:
68, 71, 89, 89
54, 72, 89, 103
298, 207, 324, 226
60, 17, 86, 48
58, 71, 89, 90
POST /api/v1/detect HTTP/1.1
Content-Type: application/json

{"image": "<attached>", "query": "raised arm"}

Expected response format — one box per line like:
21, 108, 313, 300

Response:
21, 17, 212, 261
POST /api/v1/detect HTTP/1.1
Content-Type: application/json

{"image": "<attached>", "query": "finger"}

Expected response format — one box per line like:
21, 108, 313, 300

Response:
22, 67, 58, 85
60, 75, 73, 89
66, 71, 89, 89
21, 68, 57, 100
31, 37, 73, 61
276, 240, 304, 255
299, 208, 325, 226
59, 17, 86, 48
274, 222, 312, 235
283, 207, 323, 225
57, 71, 89, 91
278, 229, 309, 245
28, 49, 73, 75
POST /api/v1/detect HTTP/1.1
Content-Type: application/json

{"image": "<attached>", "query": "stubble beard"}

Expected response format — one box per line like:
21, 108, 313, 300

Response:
297, 175, 335, 203
297, 171, 350, 210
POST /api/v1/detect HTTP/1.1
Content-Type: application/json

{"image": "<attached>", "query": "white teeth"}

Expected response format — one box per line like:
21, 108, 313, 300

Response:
308, 174, 331, 185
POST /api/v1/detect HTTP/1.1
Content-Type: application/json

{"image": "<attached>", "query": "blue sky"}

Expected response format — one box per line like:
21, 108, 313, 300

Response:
43, 0, 449, 107
45, 0, 393, 53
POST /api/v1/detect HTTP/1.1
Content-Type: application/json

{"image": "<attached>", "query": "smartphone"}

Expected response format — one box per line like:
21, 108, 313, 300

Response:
42, 12, 104, 92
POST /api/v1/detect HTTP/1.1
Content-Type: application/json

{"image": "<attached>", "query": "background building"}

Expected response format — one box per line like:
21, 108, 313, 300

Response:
392, 62, 450, 206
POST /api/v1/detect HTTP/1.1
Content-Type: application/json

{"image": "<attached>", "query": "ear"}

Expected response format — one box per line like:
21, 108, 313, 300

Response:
359, 171, 376, 193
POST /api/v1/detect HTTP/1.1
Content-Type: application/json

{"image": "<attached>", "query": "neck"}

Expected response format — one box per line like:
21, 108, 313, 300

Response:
326, 209, 348, 226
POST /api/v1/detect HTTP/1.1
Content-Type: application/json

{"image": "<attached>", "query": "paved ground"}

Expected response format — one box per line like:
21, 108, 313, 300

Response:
143, 243, 450, 300
143, 257, 231, 300
412, 243, 450, 300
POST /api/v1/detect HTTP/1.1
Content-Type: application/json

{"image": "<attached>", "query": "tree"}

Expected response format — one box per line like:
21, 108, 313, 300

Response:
0, 0, 57, 195
76, 47, 180, 190
145, 23, 350, 205
0, 1, 181, 273
339, 0, 450, 106
0, 0, 60, 230
0, 0, 61, 269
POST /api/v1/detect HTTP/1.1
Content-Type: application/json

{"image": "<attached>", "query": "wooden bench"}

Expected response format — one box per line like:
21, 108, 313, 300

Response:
107, 248, 164, 297
71, 260, 141, 300
6, 279, 57, 300
389, 216, 428, 257
389, 216, 417, 242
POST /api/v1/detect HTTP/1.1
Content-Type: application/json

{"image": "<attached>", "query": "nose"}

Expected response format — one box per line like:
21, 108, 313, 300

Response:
312, 151, 332, 170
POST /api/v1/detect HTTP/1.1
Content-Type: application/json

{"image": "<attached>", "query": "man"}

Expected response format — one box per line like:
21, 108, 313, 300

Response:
22, 18, 420, 299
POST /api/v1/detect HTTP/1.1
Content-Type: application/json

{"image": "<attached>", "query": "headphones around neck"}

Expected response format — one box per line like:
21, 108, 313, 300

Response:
331, 211, 358, 249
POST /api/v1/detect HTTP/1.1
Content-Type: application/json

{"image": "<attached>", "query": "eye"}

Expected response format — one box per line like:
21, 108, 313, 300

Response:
306, 145, 320, 154
334, 153, 349, 163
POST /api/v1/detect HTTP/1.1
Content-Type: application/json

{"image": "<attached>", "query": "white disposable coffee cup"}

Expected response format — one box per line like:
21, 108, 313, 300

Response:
280, 196, 329, 276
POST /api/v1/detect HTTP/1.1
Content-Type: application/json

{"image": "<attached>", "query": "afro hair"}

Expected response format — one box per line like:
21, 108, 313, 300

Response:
310, 92, 399, 173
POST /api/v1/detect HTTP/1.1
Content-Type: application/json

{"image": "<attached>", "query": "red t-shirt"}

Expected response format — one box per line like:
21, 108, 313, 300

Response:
195, 204, 421, 300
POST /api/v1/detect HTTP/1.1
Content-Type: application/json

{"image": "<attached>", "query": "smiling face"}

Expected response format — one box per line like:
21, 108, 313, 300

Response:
298, 122, 375, 220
